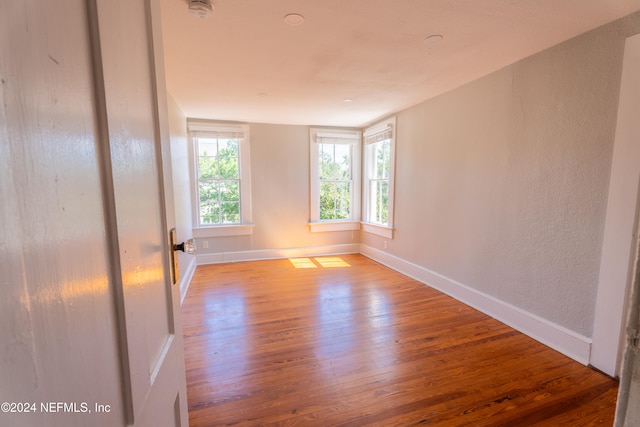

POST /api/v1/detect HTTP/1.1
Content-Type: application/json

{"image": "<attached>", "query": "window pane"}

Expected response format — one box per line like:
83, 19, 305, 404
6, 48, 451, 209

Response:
219, 157, 238, 179
371, 180, 389, 225
375, 140, 390, 179
335, 182, 351, 220
320, 182, 336, 220
319, 181, 351, 221
198, 156, 219, 179
200, 201, 220, 225
319, 143, 352, 181
378, 181, 389, 223
220, 180, 240, 202
335, 144, 351, 180
198, 139, 218, 156
222, 213, 240, 224
199, 180, 219, 204
219, 139, 239, 156
220, 202, 240, 224
319, 144, 336, 180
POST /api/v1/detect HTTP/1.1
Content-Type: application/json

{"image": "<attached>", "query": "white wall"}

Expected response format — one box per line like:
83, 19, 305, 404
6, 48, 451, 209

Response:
362, 12, 640, 341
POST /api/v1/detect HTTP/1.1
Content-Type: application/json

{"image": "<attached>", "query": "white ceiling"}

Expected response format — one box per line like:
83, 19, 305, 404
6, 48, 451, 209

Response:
160, 0, 640, 127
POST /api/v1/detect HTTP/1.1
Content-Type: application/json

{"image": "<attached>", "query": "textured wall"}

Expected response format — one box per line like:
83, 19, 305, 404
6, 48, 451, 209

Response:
362, 13, 640, 337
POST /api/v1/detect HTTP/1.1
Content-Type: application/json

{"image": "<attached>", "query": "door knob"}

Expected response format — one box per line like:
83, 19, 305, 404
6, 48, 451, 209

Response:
173, 239, 195, 254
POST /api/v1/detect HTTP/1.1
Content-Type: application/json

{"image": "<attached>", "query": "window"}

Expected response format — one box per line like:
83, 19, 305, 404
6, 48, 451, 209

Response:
363, 117, 396, 238
309, 128, 361, 232
188, 120, 252, 237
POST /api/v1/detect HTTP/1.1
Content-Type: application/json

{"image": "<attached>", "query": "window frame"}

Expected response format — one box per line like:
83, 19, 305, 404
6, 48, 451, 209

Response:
188, 120, 253, 238
362, 117, 396, 239
309, 128, 361, 233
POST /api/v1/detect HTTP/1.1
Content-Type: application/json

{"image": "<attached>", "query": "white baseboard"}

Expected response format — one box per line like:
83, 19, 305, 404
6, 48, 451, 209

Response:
359, 244, 592, 365
179, 256, 197, 305
196, 243, 360, 265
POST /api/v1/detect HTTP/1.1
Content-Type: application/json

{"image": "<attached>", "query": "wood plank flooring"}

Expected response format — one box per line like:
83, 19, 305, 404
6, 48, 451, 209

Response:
182, 254, 618, 426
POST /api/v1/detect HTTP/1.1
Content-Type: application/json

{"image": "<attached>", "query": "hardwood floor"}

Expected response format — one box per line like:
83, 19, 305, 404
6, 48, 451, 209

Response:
182, 254, 618, 426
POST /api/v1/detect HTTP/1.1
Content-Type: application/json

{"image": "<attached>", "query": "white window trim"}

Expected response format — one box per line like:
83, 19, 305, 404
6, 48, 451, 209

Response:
188, 119, 253, 237
362, 116, 396, 238
309, 128, 361, 232
361, 222, 394, 239
309, 221, 361, 233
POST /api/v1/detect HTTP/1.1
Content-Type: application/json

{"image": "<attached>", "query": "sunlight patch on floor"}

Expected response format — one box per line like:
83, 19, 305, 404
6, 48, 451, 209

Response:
289, 257, 351, 268
314, 257, 351, 268
289, 258, 318, 268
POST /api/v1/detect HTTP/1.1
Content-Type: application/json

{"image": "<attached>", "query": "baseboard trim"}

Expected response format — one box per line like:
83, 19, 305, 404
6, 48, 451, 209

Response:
180, 256, 197, 305
196, 243, 361, 265
359, 244, 592, 365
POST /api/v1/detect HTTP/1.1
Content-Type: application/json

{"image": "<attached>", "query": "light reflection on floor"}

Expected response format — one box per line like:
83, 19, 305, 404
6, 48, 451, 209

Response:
367, 288, 393, 332
203, 290, 249, 382
316, 283, 354, 358
311, 281, 400, 388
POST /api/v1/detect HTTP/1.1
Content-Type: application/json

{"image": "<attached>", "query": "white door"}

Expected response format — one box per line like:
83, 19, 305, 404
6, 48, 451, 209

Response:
91, 0, 189, 425
0, 1, 128, 426
0, 0, 188, 426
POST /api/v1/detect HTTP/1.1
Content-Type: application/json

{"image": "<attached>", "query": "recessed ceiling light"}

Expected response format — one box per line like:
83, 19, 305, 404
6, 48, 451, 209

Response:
343, 98, 353, 103
423, 34, 444, 45
284, 13, 305, 26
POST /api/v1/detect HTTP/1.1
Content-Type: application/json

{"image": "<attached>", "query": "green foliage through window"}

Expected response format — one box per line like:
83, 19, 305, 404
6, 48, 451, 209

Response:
319, 143, 352, 221
197, 137, 241, 225
368, 139, 390, 225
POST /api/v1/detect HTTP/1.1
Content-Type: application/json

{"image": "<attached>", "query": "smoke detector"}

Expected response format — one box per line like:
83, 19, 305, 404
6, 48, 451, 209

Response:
189, 0, 213, 18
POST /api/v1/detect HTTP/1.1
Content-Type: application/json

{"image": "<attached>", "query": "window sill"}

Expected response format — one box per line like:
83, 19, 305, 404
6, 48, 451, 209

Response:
361, 222, 394, 239
193, 224, 254, 238
309, 221, 361, 233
